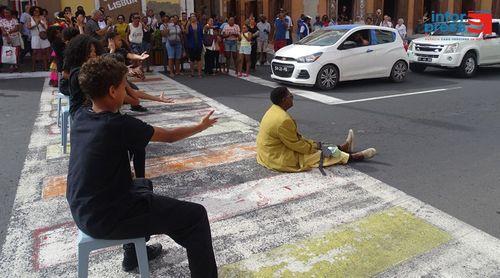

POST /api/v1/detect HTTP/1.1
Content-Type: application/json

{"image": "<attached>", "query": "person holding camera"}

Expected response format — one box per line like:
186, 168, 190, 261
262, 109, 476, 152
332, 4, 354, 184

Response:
256, 15, 270, 66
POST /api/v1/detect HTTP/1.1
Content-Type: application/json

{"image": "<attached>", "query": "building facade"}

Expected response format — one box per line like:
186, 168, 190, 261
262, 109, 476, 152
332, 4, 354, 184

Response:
2, 0, 499, 36
212, 0, 500, 35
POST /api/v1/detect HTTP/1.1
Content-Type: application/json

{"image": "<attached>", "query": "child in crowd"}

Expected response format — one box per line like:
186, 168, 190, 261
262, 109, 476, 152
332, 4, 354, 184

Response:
68, 56, 218, 276
213, 28, 221, 74
237, 24, 252, 77
217, 29, 226, 73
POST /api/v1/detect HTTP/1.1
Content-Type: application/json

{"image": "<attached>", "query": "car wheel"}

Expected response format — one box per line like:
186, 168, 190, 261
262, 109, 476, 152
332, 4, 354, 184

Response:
315, 65, 339, 90
457, 52, 477, 78
390, 60, 408, 83
409, 63, 427, 73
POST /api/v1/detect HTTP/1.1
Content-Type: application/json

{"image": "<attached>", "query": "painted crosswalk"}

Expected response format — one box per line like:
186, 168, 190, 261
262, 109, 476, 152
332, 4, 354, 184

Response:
1, 72, 499, 278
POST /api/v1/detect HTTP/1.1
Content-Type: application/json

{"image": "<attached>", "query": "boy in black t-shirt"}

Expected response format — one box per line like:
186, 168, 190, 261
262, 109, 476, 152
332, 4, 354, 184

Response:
67, 56, 218, 277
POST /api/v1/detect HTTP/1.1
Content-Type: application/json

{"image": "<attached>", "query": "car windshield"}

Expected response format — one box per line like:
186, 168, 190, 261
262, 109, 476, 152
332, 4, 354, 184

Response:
431, 23, 480, 37
295, 29, 348, 46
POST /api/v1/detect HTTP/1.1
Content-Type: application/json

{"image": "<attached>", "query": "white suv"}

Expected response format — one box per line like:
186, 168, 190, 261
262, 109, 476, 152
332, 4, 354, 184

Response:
408, 19, 500, 77
271, 25, 409, 90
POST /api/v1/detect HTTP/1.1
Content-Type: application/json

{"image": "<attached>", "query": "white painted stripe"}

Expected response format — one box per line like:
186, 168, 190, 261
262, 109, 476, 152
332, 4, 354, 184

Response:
226, 70, 463, 106
227, 70, 345, 105
186, 170, 361, 222
330, 86, 463, 105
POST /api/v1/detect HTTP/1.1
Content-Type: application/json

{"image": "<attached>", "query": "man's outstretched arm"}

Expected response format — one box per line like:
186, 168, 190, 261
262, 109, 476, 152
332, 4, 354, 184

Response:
151, 110, 218, 143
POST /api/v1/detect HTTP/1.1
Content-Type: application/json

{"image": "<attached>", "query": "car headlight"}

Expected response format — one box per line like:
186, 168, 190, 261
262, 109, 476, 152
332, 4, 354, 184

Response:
296, 52, 323, 63
408, 41, 415, 51
444, 43, 459, 54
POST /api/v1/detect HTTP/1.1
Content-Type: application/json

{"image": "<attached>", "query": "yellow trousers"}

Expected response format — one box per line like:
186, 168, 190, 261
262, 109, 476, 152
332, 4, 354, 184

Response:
302, 150, 350, 169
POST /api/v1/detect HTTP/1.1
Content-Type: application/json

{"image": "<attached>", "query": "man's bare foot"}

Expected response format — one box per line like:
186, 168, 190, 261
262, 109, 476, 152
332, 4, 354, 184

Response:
351, 148, 377, 161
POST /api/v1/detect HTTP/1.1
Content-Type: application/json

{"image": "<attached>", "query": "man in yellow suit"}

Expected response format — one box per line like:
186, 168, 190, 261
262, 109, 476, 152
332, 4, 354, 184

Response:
256, 87, 377, 172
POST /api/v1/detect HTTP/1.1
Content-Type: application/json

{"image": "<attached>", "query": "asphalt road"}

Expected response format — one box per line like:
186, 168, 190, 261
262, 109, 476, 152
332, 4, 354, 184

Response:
171, 65, 500, 238
0, 65, 498, 255
0, 78, 44, 249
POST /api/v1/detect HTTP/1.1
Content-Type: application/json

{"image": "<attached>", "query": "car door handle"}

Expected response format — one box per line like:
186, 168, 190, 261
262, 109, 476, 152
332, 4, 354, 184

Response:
366, 49, 374, 53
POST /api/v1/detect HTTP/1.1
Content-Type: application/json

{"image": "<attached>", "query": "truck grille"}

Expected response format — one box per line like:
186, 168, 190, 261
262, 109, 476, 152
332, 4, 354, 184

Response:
415, 43, 445, 53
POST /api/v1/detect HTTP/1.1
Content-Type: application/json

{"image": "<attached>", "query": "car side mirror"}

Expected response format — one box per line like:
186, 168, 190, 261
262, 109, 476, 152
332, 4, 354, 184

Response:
339, 41, 357, 50
484, 32, 498, 39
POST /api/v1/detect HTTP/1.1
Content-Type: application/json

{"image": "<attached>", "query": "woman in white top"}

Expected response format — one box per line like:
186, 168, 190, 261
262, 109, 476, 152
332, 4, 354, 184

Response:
27, 6, 51, 71
395, 18, 407, 39
127, 12, 145, 54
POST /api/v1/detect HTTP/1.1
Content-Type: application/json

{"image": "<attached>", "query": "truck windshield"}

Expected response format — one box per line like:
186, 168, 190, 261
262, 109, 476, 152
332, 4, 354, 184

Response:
296, 29, 348, 46
432, 23, 480, 37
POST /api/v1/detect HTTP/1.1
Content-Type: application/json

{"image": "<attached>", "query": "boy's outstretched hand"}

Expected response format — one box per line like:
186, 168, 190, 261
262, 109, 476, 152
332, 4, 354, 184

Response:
139, 52, 150, 60
160, 92, 175, 103
199, 110, 218, 130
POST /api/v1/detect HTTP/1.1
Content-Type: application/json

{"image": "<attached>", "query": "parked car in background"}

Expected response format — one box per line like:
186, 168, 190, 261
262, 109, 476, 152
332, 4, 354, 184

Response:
271, 25, 409, 90
407, 19, 500, 77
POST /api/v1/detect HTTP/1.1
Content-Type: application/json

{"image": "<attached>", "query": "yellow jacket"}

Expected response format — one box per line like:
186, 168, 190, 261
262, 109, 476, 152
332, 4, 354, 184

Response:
256, 105, 319, 172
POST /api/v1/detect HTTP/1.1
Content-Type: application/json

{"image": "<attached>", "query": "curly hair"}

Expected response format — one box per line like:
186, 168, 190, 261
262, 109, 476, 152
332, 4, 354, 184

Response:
63, 34, 104, 71
78, 56, 128, 99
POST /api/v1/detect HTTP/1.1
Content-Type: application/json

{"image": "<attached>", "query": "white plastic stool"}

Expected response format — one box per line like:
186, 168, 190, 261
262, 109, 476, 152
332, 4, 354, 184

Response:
77, 230, 150, 278
61, 106, 70, 154
56, 92, 69, 127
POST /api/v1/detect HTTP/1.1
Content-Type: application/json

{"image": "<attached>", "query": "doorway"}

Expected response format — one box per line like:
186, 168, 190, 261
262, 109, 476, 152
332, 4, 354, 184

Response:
461, 0, 477, 13
269, 0, 284, 19
245, 0, 258, 18
228, 0, 238, 17
383, 0, 397, 20
338, 0, 352, 22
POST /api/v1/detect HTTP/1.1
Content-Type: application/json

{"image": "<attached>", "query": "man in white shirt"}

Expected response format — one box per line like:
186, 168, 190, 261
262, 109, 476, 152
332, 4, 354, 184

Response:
256, 15, 271, 65
284, 10, 293, 45
19, 3, 32, 61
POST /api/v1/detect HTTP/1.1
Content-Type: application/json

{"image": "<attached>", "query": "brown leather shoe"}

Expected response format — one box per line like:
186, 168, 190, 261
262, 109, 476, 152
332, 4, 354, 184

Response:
360, 148, 377, 159
345, 129, 354, 153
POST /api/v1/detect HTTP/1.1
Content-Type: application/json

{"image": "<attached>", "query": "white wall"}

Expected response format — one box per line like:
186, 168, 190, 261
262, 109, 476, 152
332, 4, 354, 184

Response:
180, 0, 194, 14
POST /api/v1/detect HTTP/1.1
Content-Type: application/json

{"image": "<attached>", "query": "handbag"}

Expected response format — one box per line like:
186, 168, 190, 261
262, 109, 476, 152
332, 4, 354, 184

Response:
1, 46, 17, 64
37, 24, 48, 40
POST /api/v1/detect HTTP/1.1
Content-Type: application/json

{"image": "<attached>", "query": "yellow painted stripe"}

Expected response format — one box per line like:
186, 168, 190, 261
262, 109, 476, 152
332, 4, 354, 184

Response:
42, 142, 256, 199
219, 207, 452, 277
